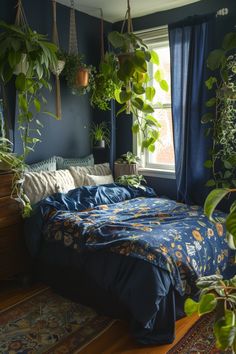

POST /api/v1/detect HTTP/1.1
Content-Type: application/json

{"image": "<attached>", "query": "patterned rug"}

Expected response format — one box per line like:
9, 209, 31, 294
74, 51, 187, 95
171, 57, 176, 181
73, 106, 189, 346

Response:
167, 312, 232, 354
0, 288, 114, 353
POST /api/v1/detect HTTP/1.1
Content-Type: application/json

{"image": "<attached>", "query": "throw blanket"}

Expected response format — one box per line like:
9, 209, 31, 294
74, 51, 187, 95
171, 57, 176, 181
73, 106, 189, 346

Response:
41, 184, 231, 295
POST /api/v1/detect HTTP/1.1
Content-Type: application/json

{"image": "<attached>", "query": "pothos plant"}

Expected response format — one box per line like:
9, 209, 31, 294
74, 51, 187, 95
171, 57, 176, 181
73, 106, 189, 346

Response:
202, 32, 236, 189
0, 21, 58, 216
105, 31, 168, 152
116, 174, 146, 189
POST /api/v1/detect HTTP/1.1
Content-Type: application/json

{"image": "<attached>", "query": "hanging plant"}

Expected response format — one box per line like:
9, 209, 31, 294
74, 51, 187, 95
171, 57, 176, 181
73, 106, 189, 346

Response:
62, 52, 95, 95
202, 32, 236, 189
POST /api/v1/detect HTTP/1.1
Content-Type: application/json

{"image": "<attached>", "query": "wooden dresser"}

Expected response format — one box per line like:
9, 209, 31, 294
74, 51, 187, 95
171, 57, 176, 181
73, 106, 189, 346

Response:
0, 172, 30, 280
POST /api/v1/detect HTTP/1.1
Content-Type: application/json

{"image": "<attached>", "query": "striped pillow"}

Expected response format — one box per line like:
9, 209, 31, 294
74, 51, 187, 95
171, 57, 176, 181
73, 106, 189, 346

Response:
69, 163, 112, 187
56, 154, 94, 170
26, 156, 57, 172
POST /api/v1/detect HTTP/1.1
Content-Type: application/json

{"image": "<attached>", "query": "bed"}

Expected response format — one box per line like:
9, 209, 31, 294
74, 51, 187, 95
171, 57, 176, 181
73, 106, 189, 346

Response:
24, 182, 234, 345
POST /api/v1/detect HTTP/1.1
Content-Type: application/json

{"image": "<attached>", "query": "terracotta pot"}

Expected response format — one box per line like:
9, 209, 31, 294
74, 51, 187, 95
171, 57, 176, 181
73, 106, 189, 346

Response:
75, 68, 89, 88
114, 163, 138, 179
117, 53, 134, 66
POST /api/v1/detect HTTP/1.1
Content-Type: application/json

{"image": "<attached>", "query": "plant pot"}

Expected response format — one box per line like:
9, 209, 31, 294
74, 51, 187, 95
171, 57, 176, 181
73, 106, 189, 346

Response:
75, 68, 89, 88
14, 53, 29, 75
94, 140, 106, 149
117, 53, 134, 66
114, 163, 138, 179
51, 59, 66, 76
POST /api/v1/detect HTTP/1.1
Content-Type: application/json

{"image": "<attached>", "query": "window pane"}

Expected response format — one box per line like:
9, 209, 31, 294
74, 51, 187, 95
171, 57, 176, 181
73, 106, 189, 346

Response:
148, 108, 175, 168
151, 46, 171, 105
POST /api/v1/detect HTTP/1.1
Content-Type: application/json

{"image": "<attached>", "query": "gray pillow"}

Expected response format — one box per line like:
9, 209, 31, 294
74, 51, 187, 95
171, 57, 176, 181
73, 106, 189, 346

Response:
56, 154, 94, 170
26, 156, 57, 172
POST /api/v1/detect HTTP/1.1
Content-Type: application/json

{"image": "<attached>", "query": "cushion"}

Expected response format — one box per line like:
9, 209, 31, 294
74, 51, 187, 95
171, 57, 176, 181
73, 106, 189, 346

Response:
56, 154, 94, 170
23, 170, 75, 205
87, 174, 114, 185
26, 156, 57, 172
69, 163, 112, 187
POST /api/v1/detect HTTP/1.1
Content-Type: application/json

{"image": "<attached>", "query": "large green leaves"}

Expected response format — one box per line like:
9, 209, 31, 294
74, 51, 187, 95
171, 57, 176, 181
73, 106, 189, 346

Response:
204, 188, 230, 221
207, 49, 225, 71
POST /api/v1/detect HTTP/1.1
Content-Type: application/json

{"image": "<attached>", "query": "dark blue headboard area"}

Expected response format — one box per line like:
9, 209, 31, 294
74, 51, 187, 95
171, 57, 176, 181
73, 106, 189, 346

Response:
0, 0, 112, 164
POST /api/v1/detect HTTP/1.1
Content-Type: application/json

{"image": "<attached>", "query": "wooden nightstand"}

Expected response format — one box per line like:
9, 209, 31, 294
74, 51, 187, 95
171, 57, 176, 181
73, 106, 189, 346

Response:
0, 172, 30, 280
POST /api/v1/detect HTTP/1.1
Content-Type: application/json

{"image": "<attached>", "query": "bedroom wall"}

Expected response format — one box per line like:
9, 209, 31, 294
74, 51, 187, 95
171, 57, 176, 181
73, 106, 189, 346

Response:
0, 0, 112, 164
113, 0, 236, 199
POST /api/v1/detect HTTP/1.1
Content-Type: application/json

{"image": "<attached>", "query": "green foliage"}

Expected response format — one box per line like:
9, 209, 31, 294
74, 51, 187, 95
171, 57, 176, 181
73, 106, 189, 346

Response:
116, 174, 146, 189
116, 151, 140, 165
185, 275, 236, 352
202, 31, 236, 189
90, 53, 121, 110
62, 52, 96, 96
91, 30, 168, 152
90, 121, 110, 146
0, 21, 58, 217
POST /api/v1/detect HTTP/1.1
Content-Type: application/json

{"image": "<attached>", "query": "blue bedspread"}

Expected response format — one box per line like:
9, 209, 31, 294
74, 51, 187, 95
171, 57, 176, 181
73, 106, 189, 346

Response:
40, 184, 231, 296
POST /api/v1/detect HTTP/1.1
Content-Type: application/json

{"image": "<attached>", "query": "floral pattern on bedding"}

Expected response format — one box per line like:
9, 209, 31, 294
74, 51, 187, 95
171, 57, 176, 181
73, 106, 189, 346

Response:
42, 196, 232, 295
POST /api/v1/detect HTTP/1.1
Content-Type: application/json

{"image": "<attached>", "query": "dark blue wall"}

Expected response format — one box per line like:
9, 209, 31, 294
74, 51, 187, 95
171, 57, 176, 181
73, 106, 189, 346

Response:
0, 0, 112, 163
113, 0, 236, 200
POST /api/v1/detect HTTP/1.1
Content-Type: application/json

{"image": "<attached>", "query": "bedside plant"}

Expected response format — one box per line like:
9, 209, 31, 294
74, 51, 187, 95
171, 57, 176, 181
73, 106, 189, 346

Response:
114, 151, 140, 178
90, 121, 110, 148
116, 174, 146, 190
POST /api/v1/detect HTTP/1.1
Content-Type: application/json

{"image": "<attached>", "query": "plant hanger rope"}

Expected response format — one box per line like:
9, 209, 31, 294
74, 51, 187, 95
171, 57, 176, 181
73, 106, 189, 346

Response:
100, 8, 104, 61
51, 0, 64, 119
15, 0, 28, 29
69, 0, 79, 54
121, 0, 133, 34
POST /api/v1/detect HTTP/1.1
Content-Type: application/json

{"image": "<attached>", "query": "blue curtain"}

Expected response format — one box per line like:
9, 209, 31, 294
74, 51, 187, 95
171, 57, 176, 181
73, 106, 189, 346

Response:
169, 16, 214, 205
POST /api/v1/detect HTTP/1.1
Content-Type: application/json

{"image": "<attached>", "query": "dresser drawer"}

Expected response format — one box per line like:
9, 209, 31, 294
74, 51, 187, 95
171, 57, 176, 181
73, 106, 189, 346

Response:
0, 196, 21, 228
0, 224, 29, 279
0, 173, 13, 198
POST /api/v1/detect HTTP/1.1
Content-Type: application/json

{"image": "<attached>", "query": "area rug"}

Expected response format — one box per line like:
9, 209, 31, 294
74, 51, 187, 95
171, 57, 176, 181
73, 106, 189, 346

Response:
167, 312, 232, 354
0, 288, 115, 353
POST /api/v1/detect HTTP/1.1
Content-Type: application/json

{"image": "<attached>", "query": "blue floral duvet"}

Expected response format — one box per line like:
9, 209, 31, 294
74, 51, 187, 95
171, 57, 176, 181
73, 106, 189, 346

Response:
40, 184, 232, 296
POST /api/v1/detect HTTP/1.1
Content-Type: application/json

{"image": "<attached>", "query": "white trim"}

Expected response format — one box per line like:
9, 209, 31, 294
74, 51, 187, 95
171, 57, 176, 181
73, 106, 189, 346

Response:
138, 168, 176, 179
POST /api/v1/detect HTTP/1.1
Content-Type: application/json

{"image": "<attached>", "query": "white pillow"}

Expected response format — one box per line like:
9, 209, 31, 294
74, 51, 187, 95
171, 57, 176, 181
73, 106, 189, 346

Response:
87, 174, 114, 185
69, 163, 112, 187
23, 170, 75, 205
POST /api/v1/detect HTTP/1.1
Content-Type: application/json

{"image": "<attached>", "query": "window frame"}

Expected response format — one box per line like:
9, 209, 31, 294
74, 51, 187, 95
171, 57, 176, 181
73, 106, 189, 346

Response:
133, 26, 176, 178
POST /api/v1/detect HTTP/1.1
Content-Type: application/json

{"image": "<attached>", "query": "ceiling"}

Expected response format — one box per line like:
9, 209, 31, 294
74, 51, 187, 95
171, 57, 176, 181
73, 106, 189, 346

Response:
56, 0, 202, 23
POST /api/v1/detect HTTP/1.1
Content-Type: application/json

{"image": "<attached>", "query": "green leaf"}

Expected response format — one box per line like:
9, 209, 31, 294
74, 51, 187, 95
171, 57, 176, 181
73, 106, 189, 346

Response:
145, 115, 161, 128
207, 49, 225, 71
116, 104, 127, 116
159, 80, 169, 92
146, 87, 156, 101
226, 209, 236, 247
204, 188, 230, 221
201, 113, 213, 124
18, 94, 28, 113
214, 317, 236, 350
154, 69, 163, 83
33, 98, 41, 113
148, 144, 155, 152
119, 90, 132, 103
197, 274, 223, 288
42, 111, 60, 120
150, 50, 159, 65
132, 97, 144, 110
198, 293, 217, 315
206, 179, 216, 187
142, 103, 154, 113
204, 160, 213, 168
108, 31, 125, 49
132, 122, 139, 134
15, 73, 27, 91
184, 298, 199, 316
133, 84, 145, 95
206, 97, 216, 107
133, 51, 147, 73
222, 32, 236, 51
224, 160, 232, 169
205, 76, 217, 90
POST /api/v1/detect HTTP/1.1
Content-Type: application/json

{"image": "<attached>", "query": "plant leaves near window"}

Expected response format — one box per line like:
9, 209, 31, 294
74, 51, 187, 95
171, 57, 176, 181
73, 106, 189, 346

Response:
205, 76, 217, 89
204, 188, 231, 221
205, 97, 216, 107
160, 79, 169, 92
207, 49, 226, 71
145, 87, 156, 101
222, 32, 236, 51
150, 50, 160, 65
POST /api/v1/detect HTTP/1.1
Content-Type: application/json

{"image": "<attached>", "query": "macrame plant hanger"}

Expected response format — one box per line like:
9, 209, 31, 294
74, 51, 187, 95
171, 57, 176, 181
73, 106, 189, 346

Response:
51, 0, 64, 119
15, 0, 28, 29
100, 8, 105, 62
69, 0, 78, 55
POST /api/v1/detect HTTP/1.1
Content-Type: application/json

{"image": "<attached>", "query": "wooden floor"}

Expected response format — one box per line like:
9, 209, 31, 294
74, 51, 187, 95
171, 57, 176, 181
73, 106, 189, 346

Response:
0, 282, 199, 354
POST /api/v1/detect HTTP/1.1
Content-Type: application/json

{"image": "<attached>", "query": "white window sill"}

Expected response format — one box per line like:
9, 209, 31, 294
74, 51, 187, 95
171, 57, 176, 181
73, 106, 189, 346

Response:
138, 168, 176, 180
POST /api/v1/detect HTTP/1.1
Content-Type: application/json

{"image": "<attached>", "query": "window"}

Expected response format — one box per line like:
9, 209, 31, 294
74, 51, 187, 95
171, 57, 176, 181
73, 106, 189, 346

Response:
135, 27, 175, 177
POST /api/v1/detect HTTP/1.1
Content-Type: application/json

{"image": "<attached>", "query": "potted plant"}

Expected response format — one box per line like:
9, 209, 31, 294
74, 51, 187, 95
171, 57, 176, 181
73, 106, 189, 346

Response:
62, 53, 95, 95
114, 151, 140, 178
90, 121, 110, 149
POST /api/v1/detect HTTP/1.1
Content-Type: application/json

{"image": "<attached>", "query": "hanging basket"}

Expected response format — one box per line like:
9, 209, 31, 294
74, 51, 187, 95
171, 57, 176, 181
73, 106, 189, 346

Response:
14, 53, 29, 75
75, 67, 90, 88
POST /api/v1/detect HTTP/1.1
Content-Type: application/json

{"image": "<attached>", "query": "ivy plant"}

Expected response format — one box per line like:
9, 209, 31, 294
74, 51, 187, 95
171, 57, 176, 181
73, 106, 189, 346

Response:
95, 31, 169, 152
116, 174, 146, 189
202, 32, 236, 188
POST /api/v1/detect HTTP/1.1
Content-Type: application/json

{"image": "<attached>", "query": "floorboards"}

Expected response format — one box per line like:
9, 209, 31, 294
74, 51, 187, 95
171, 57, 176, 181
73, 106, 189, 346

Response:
0, 282, 199, 353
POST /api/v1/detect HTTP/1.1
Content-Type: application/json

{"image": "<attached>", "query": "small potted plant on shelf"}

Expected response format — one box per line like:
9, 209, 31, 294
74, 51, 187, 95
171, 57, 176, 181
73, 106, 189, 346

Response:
114, 151, 140, 178
62, 53, 95, 95
90, 121, 110, 149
